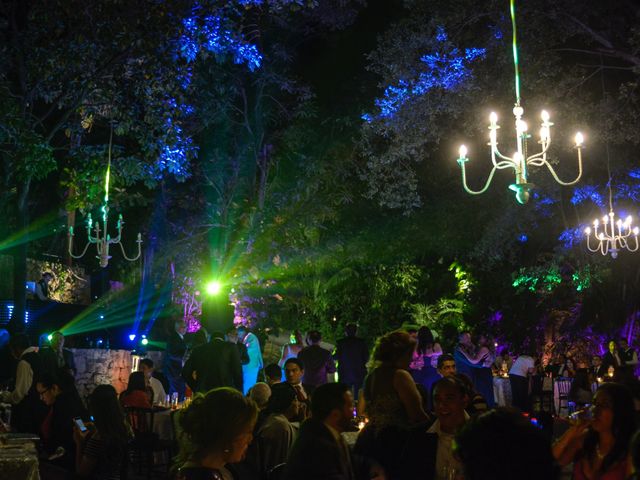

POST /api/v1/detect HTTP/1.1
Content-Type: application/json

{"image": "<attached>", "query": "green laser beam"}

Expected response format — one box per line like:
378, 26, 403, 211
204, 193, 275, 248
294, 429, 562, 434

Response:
0, 212, 60, 252
510, 0, 521, 105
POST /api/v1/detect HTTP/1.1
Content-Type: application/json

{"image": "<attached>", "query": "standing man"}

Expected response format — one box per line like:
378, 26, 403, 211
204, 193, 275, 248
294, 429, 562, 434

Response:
237, 325, 263, 394
509, 349, 536, 413
334, 324, 369, 397
139, 358, 167, 405
40, 331, 76, 377
298, 330, 336, 388
181, 330, 243, 393
283, 383, 356, 480
0, 333, 47, 433
619, 337, 639, 375
35, 272, 54, 301
164, 318, 187, 399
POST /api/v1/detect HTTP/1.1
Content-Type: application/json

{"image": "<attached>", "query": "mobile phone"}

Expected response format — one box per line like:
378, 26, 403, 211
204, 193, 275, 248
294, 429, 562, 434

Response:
73, 417, 87, 432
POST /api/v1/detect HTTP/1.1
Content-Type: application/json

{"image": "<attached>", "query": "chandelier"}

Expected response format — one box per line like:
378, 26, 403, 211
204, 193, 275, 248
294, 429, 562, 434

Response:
68, 129, 142, 268
456, 0, 584, 204
584, 148, 638, 258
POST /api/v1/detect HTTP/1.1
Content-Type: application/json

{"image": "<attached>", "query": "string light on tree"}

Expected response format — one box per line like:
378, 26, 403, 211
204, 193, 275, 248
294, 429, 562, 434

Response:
456, 0, 585, 204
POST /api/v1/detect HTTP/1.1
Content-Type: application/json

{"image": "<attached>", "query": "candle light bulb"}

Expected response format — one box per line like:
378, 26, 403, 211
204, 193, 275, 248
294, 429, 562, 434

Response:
575, 132, 584, 147
585, 227, 591, 235
489, 112, 498, 124
541, 110, 550, 122
459, 145, 467, 158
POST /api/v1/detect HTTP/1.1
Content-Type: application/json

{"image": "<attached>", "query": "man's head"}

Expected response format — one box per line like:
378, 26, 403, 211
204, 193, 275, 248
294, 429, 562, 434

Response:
9, 333, 30, 359
139, 358, 155, 378
42, 272, 53, 283
437, 354, 456, 378
592, 355, 602, 367
226, 328, 239, 343
455, 408, 559, 480
50, 331, 64, 351
345, 324, 357, 338
175, 320, 187, 336
432, 376, 469, 433
459, 332, 472, 346
307, 330, 322, 345
264, 363, 282, 385
619, 338, 629, 349
248, 382, 272, 410
284, 358, 304, 385
311, 382, 353, 433
266, 383, 299, 420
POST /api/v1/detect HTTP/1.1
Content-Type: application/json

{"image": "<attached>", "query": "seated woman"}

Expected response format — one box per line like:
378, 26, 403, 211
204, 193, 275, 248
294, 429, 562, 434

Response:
553, 382, 636, 480
175, 387, 258, 480
74, 384, 131, 479
120, 371, 152, 409
355, 330, 430, 479
36, 369, 87, 472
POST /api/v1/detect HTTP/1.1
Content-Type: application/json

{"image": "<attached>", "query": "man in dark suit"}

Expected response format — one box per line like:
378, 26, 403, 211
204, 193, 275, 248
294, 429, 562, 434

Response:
164, 319, 187, 399
334, 324, 369, 396
283, 382, 356, 480
181, 331, 243, 393
284, 357, 313, 421
39, 331, 76, 377
298, 330, 336, 387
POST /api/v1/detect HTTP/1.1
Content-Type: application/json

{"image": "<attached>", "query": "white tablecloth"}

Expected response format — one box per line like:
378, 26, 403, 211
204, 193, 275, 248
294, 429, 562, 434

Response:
0, 442, 39, 480
493, 377, 512, 407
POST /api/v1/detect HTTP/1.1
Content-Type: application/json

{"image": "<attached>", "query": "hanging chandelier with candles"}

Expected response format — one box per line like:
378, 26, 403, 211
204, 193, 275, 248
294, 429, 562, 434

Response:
456, 0, 585, 204
68, 128, 142, 268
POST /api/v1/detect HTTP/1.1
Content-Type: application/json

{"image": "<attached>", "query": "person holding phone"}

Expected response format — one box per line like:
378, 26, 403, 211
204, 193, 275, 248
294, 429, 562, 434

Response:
36, 370, 87, 472
74, 384, 130, 479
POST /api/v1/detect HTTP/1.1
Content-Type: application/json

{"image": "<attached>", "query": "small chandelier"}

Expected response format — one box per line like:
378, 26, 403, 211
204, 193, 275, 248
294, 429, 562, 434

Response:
68, 128, 142, 268
456, 0, 584, 204
585, 211, 639, 259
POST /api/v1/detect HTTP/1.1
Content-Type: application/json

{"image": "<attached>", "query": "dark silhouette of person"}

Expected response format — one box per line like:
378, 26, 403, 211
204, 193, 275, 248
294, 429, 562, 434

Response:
334, 324, 369, 396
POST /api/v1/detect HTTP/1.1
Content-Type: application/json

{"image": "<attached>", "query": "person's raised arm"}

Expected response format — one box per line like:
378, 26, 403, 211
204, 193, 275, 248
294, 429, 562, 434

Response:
460, 346, 489, 364
393, 369, 429, 424
552, 422, 588, 466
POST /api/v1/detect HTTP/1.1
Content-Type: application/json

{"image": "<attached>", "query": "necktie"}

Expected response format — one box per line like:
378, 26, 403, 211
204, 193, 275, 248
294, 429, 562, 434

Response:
294, 384, 306, 402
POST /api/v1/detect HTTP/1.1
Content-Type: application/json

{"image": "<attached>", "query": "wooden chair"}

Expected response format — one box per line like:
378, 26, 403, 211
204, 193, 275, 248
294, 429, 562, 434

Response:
555, 377, 573, 417
124, 407, 173, 480
268, 463, 287, 480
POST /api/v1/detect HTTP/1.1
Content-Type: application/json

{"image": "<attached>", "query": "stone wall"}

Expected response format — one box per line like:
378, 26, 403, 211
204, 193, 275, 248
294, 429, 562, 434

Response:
71, 348, 166, 400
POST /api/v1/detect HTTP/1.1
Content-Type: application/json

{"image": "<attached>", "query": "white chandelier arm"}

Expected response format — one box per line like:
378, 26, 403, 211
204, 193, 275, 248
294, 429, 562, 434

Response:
525, 140, 552, 164
67, 233, 92, 260
536, 149, 583, 186
118, 234, 143, 262
491, 144, 516, 165
585, 234, 600, 254
458, 160, 499, 195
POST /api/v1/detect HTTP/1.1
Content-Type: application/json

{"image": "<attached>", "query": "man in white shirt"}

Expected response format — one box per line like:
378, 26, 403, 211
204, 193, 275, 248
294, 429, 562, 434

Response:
509, 352, 536, 413
428, 376, 470, 480
139, 358, 166, 405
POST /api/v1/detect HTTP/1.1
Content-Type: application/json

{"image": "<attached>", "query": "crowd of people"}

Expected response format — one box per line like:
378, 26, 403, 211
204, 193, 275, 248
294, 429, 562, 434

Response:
3, 319, 640, 480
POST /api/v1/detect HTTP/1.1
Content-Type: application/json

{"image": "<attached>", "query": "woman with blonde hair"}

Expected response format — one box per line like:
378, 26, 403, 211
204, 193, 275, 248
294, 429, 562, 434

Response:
355, 330, 430, 479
